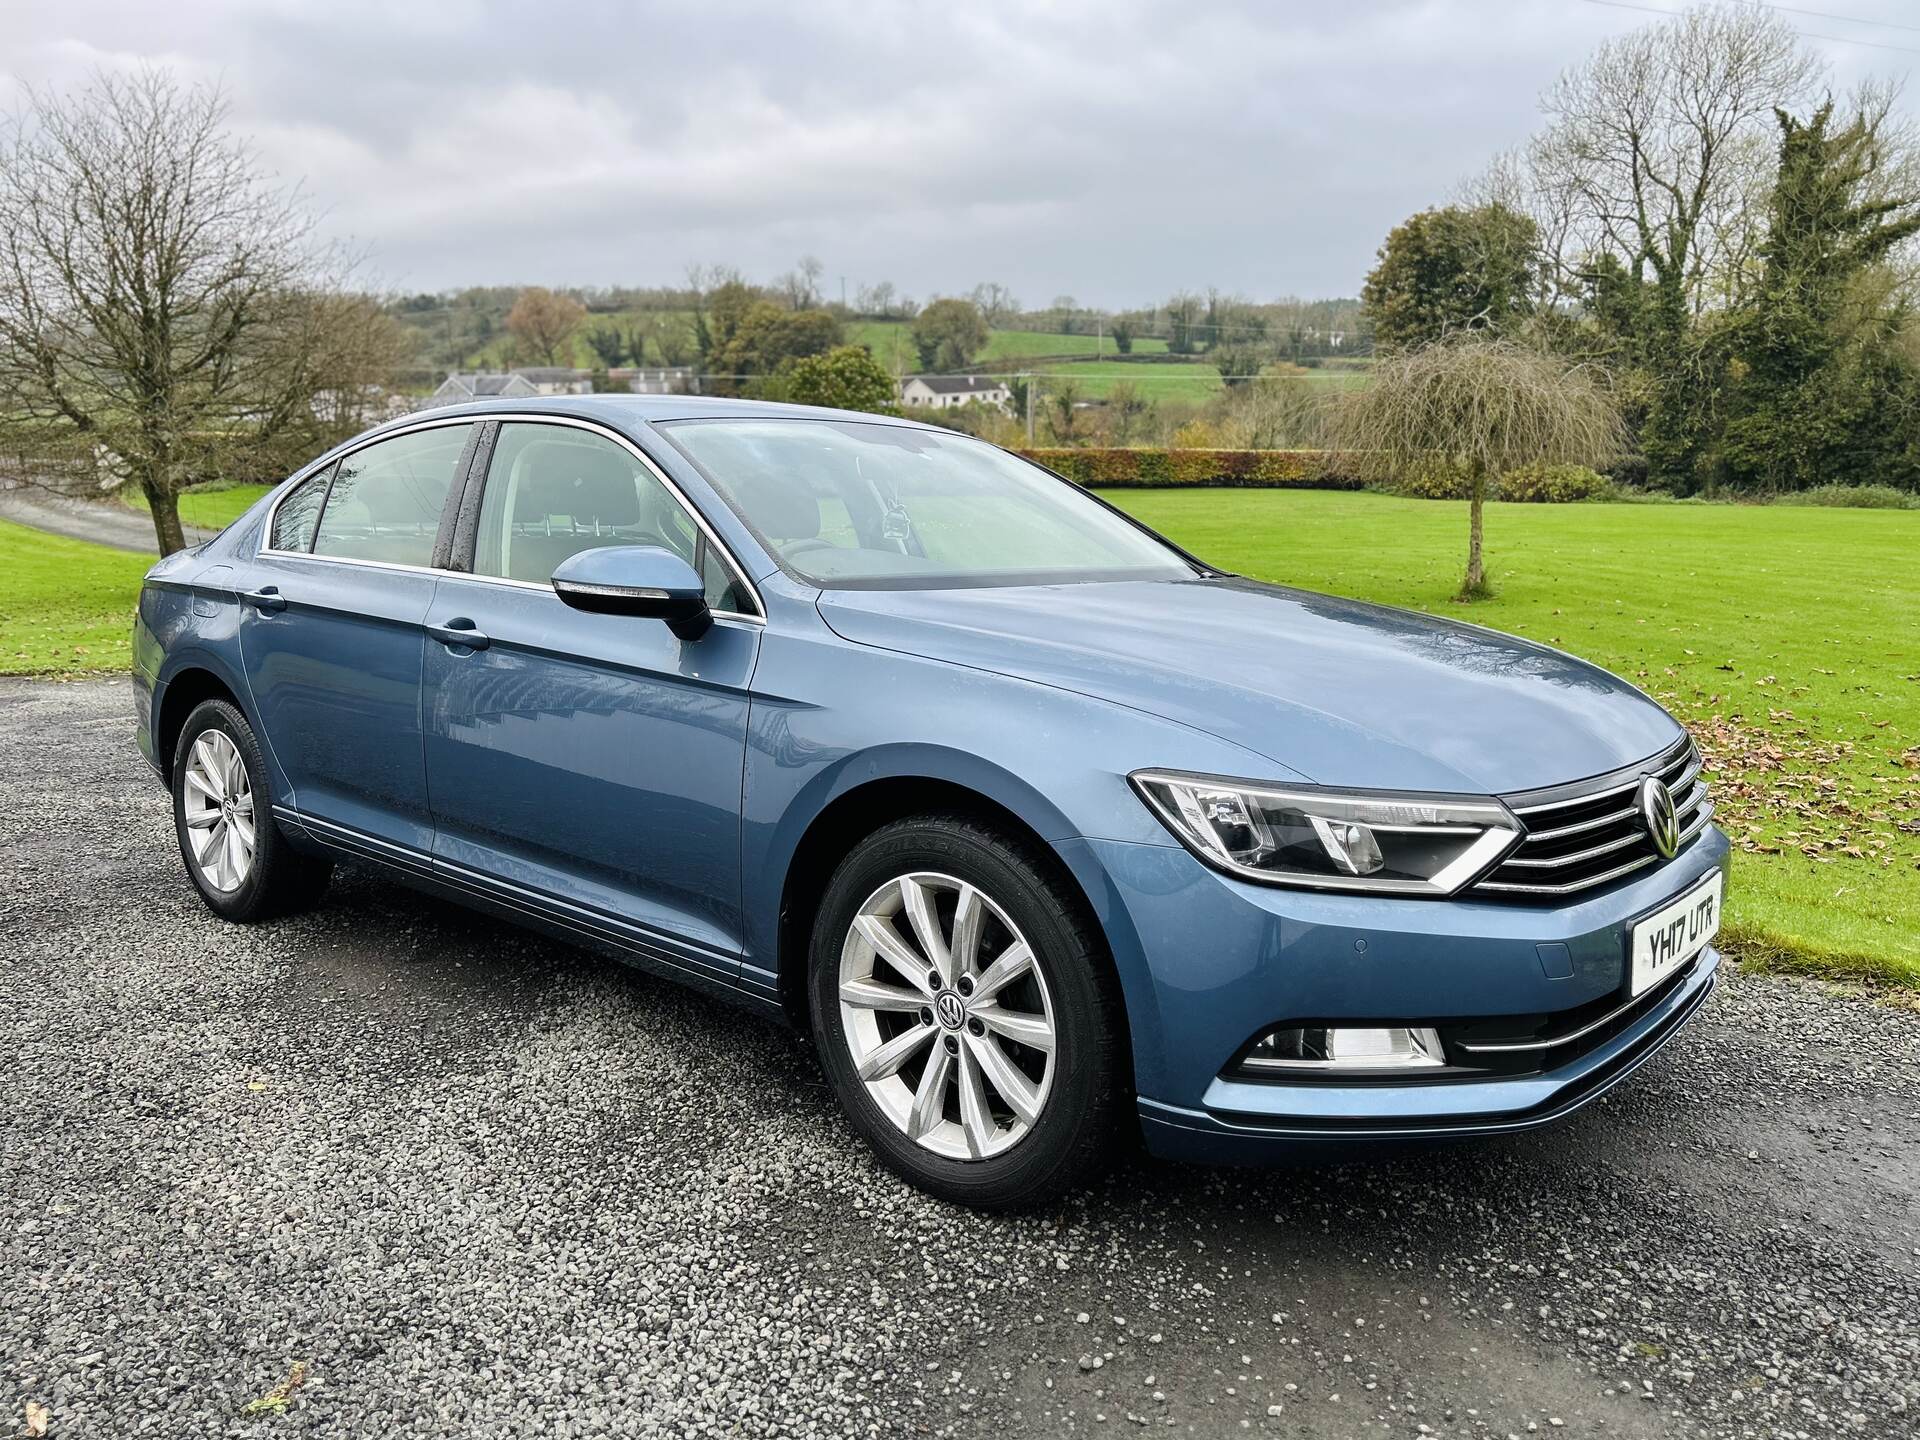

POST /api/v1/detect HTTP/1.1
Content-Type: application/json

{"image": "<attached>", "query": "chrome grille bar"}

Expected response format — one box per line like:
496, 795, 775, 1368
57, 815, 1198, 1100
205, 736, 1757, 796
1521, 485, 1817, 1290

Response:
1473, 738, 1712, 900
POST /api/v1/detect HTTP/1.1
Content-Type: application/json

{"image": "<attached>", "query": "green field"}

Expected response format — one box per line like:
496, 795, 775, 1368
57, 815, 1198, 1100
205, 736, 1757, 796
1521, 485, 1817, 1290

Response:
124, 483, 273, 532
4, 487, 1911, 986
1100, 488, 1920, 987
1030, 359, 1223, 402
845, 320, 1174, 371
0, 518, 151, 675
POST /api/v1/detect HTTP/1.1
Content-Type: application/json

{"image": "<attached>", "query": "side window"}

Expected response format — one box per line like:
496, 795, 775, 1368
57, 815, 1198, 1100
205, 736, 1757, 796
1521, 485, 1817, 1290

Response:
472, 423, 751, 612
311, 424, 473, 567
269, 464, 333, 552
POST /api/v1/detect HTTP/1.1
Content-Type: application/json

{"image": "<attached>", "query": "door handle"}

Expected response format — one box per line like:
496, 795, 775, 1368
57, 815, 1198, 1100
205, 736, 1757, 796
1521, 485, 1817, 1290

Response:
241, 586, 286, 613
427, 618, 490, 651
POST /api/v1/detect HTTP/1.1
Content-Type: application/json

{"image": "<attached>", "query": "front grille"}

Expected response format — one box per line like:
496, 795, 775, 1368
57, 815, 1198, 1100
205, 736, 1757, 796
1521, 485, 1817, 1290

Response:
1475, 736, 1712, 898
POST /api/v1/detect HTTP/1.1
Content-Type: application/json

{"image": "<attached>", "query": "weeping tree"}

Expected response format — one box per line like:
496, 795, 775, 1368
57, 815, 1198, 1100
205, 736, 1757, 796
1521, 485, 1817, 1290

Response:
1331, 336, 1625, 599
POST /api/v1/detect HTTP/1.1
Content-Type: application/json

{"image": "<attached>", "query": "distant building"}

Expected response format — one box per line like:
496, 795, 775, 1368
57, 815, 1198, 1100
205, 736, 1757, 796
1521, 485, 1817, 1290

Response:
311, 386, 413, 425
613, 366, 699, 395
899, 375, 1012, 412
429, 372, 539, 407
509, 367, 595, 396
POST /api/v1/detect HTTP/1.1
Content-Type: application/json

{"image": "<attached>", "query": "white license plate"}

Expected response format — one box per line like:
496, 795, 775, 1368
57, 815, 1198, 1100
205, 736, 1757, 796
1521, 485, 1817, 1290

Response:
1629, 871, 1723, 996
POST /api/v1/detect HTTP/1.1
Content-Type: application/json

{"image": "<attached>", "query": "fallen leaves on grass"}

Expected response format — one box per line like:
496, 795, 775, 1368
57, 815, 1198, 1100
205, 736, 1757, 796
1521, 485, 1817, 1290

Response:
1674, 708, 1920, 867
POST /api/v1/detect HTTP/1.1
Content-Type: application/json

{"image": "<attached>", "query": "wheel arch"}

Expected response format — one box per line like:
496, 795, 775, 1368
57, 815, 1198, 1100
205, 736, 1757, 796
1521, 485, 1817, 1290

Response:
768, 761, 1137, 1092
152, 655, 251, 785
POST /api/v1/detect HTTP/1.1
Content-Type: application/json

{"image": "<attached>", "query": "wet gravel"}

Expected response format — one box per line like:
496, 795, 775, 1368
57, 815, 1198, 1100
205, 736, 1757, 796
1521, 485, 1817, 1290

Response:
3, 678, 1917, 1439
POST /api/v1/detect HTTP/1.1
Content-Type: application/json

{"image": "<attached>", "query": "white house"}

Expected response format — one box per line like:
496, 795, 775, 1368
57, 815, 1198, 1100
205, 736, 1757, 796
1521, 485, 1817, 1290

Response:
899, 375, 1012, 412
613, 366, 699, 395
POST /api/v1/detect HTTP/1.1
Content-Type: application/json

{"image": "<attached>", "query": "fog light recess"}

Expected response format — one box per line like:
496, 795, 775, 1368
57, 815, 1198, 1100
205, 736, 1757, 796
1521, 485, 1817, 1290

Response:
1240, 1025, 1447, 1074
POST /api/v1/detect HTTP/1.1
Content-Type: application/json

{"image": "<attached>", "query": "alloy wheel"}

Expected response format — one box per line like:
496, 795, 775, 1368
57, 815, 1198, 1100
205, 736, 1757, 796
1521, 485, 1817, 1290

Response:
181, 729, 256, 893
837, 871, 1057, 1161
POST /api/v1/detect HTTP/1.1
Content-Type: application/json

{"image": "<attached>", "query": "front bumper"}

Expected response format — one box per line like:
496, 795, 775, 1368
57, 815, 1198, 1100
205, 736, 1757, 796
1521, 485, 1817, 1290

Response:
1057, 827, 1731, 1164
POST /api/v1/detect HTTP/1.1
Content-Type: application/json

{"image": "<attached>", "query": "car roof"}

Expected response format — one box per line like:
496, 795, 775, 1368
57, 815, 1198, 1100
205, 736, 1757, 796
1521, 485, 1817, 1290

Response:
379, 392, 952, 435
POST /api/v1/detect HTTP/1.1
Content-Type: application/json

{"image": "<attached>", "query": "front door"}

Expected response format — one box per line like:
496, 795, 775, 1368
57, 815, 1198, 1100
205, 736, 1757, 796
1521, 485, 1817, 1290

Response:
421, 419, 762, 985
238, 420, 477, 856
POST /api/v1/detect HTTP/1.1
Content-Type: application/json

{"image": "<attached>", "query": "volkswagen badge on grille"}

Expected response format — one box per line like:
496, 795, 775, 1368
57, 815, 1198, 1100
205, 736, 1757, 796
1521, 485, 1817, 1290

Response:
1637, 775, 1680, 859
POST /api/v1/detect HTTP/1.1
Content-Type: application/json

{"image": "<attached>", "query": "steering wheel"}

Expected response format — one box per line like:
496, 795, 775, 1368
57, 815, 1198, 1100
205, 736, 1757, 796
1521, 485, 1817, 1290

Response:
781, 538, 835, 558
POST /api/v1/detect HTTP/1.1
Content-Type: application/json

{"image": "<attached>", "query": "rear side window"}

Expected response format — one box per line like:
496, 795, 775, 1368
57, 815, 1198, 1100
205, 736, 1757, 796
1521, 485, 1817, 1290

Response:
269, 465, 333, 552
471, 422, 750, 612
311, 424, 474, 567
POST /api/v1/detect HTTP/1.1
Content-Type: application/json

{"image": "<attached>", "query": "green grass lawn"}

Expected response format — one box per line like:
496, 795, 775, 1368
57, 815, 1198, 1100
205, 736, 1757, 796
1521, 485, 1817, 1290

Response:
0, 518, 151, 675
1100, 488, 1920, 988
123, 483, 273, 532
5, 485, 1912, 987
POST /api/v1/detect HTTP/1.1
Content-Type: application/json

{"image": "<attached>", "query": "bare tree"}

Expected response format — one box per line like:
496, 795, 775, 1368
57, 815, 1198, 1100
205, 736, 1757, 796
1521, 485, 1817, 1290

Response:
968, 281, 1021, 326
1215, 378, 1326, 450
0, 69, 381, 554
506, 286, 585, 366
1528, 4, 1821, 324
777, 255, 825, 310
1329, 337, 1625, 599
253, 292, 414, 451
855, 279, 897, 317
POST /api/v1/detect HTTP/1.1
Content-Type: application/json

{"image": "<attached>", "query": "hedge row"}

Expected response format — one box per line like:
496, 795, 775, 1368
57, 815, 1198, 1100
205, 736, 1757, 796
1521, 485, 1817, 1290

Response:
1016, 448, 1363, 489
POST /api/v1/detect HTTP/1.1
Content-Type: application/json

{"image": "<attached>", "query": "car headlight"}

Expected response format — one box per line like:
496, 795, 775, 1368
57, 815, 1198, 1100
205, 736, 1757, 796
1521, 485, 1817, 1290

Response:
1130, 770, 1522, 896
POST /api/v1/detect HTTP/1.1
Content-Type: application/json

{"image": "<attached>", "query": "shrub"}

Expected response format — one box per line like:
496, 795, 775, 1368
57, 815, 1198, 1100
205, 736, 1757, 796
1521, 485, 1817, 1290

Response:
1498, 461, 1610, 502
1390, 459, 1608, 501
1015, 448, 1363, 490
1603, 454, 1650, 489
1391, 458, 1475, 500
1775, 483, 1918, 509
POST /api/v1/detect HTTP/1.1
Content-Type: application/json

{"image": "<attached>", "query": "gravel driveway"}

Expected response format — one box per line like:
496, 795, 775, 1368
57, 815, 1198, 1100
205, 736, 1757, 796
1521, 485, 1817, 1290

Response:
3, 678, 1916, 1439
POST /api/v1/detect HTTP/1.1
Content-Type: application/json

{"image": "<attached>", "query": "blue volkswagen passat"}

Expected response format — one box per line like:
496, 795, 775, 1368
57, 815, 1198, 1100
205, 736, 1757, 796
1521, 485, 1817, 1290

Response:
135, 397, 1726, 1207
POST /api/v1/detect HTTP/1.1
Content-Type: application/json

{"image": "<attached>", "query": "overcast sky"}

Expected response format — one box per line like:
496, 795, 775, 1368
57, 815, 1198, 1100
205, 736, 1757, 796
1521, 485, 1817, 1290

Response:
2, 1, 1915, 307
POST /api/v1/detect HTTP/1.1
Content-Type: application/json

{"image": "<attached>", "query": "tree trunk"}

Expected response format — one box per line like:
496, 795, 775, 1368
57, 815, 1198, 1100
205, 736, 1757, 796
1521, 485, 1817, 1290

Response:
146, 483, 188, 557
1460, 465, 1488, 599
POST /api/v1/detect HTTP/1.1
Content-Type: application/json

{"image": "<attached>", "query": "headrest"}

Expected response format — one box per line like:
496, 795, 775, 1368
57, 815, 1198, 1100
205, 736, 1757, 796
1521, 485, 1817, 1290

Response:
513, 442, 642, 527
330, 467, 439, 525
727, 471, 819, 542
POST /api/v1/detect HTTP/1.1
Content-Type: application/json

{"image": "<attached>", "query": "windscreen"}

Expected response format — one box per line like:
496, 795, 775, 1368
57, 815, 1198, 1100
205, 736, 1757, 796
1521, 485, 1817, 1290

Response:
660, 418, 1196, 589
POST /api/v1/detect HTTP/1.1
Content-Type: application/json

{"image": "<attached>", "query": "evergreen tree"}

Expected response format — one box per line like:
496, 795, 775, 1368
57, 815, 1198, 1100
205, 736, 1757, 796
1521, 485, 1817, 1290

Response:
1722, 104, 1920, 491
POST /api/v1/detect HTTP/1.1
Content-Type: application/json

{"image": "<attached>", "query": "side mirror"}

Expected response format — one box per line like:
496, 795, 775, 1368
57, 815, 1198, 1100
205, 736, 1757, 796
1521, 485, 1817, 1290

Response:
551, 545, 712, 641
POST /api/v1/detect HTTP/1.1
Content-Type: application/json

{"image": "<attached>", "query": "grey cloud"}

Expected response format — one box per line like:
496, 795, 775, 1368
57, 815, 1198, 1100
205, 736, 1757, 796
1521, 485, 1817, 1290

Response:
2, 0, 1912, 303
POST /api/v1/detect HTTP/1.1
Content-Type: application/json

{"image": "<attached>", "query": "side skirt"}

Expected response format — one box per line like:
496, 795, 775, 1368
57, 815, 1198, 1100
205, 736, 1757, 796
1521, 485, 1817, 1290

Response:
277, 805, 785, 1023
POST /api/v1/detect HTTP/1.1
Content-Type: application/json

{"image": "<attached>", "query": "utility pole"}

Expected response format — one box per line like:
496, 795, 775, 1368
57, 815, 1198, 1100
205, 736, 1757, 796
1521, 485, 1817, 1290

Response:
1025, 373, 1035, 445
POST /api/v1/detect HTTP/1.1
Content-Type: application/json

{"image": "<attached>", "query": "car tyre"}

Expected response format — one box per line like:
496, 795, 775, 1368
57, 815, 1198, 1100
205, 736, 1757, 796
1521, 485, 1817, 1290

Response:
809, 814, 1125, 1209
171, 698, 332, 922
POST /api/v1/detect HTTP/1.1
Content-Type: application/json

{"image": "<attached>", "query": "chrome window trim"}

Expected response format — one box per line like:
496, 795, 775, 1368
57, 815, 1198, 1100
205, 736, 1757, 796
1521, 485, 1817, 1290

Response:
256, 410, 765, 624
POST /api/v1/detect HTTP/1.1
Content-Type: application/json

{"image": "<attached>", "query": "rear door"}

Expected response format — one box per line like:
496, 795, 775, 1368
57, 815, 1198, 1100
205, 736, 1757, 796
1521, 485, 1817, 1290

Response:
237, 420, 478, 857
420, 418, 762, 983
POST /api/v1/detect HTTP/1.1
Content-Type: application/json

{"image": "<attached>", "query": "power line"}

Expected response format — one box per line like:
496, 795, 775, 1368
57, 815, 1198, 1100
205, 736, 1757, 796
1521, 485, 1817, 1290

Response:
1743, 0, 1920, 36
1580, 0, 1920, 55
